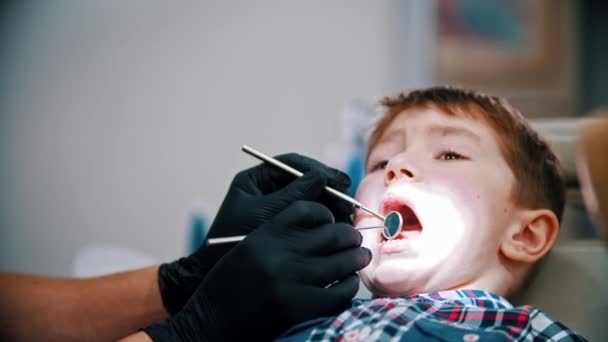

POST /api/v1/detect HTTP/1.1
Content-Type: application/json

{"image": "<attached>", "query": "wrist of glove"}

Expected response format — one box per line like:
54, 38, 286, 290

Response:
144, 200, 371, 341
157, 153, 353, 315
142, 290, 218, 341
156, 257, 205, 316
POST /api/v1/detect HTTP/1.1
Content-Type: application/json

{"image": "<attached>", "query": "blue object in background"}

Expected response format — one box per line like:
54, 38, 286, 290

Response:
346, 146, 365, 196
187, 212, 209, 254
331, 98, 373, 197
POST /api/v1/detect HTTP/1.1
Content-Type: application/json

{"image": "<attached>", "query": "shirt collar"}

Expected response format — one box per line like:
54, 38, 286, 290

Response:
400, 289, 514, 310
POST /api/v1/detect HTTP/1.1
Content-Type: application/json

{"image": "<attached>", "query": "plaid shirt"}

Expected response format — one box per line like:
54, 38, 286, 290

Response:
277, 289, 587, 341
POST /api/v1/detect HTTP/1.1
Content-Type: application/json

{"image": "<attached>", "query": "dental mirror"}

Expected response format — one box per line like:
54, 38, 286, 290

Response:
354, 210, 403, 239
382, 211, 403, 239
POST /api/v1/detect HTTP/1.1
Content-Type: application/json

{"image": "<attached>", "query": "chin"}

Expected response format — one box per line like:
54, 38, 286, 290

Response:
361, 261, 430, 298
363, 278, 418, 298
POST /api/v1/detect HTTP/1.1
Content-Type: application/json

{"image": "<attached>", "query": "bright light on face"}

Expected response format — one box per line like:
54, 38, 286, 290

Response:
357, 183, 469, 296
354, 108, 517, 298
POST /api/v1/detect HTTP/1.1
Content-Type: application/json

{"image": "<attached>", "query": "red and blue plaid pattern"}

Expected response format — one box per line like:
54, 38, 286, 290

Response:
278, 289, 586, 341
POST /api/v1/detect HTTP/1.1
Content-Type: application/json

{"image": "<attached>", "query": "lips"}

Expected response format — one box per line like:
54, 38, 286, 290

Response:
380, 197, 423, 241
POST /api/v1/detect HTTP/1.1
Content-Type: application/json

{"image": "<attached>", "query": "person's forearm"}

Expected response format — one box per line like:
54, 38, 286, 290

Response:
0, 266, 168, 341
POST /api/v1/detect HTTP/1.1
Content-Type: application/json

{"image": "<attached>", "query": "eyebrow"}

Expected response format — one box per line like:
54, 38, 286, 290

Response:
426, 125, 481, 142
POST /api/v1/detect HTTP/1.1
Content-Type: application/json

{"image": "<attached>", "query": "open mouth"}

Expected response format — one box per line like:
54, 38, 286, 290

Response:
381, 198, 423, 242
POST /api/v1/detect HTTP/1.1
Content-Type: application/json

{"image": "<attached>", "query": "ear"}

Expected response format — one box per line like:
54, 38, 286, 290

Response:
500, 209, 559, 264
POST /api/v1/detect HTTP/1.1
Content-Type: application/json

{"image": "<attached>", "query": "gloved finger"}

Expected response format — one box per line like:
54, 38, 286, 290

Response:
231, 161, 296, 196
207, 173, 321, 237
277, 155, 352, 224
319, 194, 355, 224
264, 169, 356, 225
292, 274, 360, 321
300, 247, 371, 286
233, 153, 350, 196
264, 170, 330, 210
252, 171, 353, 229
276, 153, 351, 189
270, 200, 335, 231
299, 223, 362, 255
227, 170, 329, 230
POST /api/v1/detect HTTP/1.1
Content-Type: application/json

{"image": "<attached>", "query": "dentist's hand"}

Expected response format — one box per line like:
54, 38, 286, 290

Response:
143, 200, 372, 341
158, 154, 353, 315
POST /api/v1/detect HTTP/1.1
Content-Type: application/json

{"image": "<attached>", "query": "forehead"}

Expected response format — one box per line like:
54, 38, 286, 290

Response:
372, 108, 499, 147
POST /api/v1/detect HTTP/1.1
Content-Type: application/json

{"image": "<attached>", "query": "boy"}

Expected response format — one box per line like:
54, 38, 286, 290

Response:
277, 86, 587, 341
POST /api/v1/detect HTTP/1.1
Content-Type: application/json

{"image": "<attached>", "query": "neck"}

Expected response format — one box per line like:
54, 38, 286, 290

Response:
449, 263, 518, 298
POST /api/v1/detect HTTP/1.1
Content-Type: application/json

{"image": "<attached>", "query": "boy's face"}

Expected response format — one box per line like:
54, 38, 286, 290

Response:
357, 108, 517, 297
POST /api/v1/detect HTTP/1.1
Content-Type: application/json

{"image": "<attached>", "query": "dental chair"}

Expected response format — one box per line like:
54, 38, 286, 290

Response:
520, 116, 608, 341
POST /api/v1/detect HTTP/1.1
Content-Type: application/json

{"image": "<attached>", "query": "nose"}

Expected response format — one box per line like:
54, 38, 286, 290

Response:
385, 156, 416, 184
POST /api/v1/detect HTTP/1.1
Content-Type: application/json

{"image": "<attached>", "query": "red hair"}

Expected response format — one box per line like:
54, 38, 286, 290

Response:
368, 86, 566, 221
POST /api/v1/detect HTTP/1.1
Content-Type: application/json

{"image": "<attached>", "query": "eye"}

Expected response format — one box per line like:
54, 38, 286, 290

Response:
369, 160, 388, 172
437, 150, 467, 161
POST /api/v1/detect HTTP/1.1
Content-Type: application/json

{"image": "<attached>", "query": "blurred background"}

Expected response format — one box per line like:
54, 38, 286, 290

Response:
0, 0, 606, 278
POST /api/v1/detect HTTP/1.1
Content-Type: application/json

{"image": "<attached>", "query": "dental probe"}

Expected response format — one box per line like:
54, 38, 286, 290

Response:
241, 145, 385, 221
207, 146, 403, 245
207, 223, 392, 245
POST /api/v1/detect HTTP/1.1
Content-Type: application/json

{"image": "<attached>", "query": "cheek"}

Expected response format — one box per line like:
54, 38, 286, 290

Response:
354, 174, 385, 245
433, 164, 506, 207
470, 175, 514, 230
423, 168, 499, 242
354, 173, 385, 211
429, 166, 513, 247
426, 169, 480, 216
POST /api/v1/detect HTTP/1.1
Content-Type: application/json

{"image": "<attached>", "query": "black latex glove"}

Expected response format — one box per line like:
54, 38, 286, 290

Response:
143, 198, 372, 341
158, 154, 353, 314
